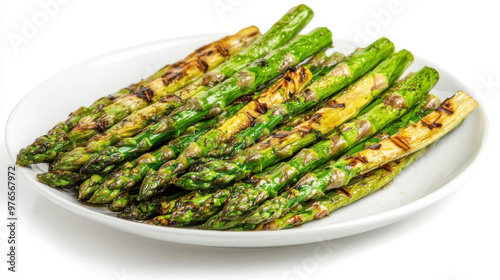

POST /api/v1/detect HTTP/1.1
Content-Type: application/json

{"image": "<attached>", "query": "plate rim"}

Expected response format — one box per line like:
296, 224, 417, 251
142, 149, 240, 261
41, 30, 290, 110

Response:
5, 34, 490, 247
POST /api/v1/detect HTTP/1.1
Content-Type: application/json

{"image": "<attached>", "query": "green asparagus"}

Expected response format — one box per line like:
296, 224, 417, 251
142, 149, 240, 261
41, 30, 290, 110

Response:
222, 66, 439, 221
108, 192, 137, 212
85, 101, 248, 203
50, 4, 318, 172
117, 190, 189, 220
156, 100, 340, 226
198, 95, 441, 230
137, 52, 335, 201
254, 146, 432, 230
205, 39, 394, 161
175, 49, 413, 191
248, 91, 477, 224
82, 27, 333, 173
18, 26, 260, 166
243, 94, 441, 224
207, 52, 347, 159
174, 92, 440, 227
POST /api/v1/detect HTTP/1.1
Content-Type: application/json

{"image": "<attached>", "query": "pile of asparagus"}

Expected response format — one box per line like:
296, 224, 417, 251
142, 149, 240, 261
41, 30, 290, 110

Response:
18, 5, 478, 231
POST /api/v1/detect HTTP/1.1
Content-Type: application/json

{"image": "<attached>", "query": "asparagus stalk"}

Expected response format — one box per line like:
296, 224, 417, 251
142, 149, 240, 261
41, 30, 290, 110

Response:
168, 189, 231, 225
121, 94, 441, 224
352, 94, 441, 153
69, 98, 258, 197
188, 40, 396, 170
83, 101, 248, 203
50, 4, 319, 172
16, 63, 181, 167
72, 105, 240, 199
149, 215, 173, 226
198, 207, 257, 230
39, 96, 258, 189
82, 27, 333, 173
78, 80, 291, 195
198, 59, 341, 165
223, 67, 439, 221
206, 39, 394, 161
121, 187, 219, 223
108, 192, 137, 212
137, 52, 335, 201
208, 52, 348, 159
249, 91, 477, 224
255, 146, 432, 230
35, 170, 92, 188
198, 95, 441, 230
38, 104, 234, 190
136, 182, 249, 226
116, 190, 189, 220
78, 174, 110, 200
243, 94, 440, 224
16, 89, 133, 166
157, 182, 254, 225
175, 49, 412, 191
154, 100, 338, 225
17, 26, 260, 166
192, 98, 328, 168
38, 40, 300, 188
171, 94, 440, 227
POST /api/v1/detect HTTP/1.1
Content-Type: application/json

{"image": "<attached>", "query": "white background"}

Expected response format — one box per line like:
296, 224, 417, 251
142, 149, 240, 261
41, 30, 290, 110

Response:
1, 0, 499, 279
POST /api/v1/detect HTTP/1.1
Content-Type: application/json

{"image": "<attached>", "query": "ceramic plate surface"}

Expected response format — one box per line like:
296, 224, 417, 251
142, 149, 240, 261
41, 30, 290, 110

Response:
6, 35, 488, 247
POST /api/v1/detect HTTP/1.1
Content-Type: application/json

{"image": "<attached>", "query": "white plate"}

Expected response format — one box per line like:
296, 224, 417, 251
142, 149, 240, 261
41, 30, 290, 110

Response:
6, 35, 488, 247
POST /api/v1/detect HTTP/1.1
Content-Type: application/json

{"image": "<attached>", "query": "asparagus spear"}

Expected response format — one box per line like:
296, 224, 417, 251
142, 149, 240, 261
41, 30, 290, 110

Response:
16, 89, 133, 166
38, 110, 223, 190
154, 99, 341, 225
255, 146, 432, 230
67, 98, 258, 197
35, 170, 92, 188
198, 206, 256, 230
152, 188, 241, 227
76, 100, 254, 199
137, 52, 335, 201
57, 4, 314, 173
192, 98, 328, 168
123, 95, 439, 224
108, 192, 137, 212
149, 215, 173, 226
222, 67, 439, 221
82, 27, 333, 173
37, 61, 280, 188
39, 95, 257, 189
243, 94, 440, 224
17, 26, 260, 166
16, 61, 182, 167
352, 94, 441, 152
121, 187, 218, 223
248, 91, 477, 224
72, 115, 227, 200
78, 75, 302, 198
78, 174, 110, 200
116, 190, 189, 220
187, 39, 397, 171
197, 57, 342, 165
206, 39, 393, 161
208, 52, 348, 159
50, 4, 318, 172
170, 183, 260, 225
171, 94, 440, 227
168, 189, 231, 224
83, 101, 248, 203
198, 95, 442, 230
175, 49, 413, 191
